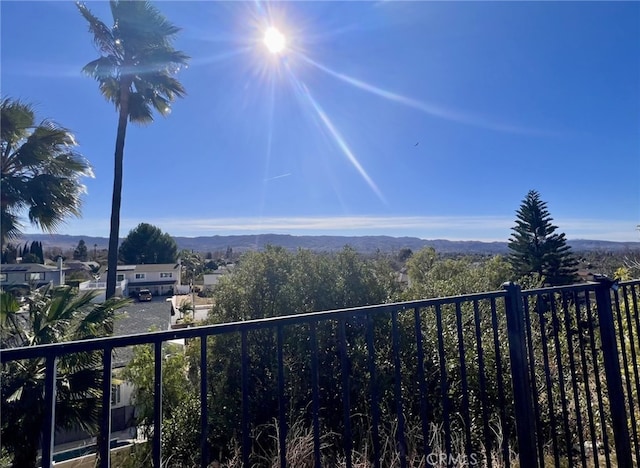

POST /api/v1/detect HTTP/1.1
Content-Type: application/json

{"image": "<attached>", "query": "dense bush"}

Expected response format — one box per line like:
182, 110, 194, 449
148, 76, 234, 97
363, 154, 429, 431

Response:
198, 246, 516, 464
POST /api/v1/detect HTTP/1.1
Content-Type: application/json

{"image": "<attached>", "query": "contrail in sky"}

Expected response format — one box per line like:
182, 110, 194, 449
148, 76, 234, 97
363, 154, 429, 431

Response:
264, 173, 292, 181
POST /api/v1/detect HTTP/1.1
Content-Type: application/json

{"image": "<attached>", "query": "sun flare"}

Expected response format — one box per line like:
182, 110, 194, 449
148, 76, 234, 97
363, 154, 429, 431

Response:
263, 26, 286, 54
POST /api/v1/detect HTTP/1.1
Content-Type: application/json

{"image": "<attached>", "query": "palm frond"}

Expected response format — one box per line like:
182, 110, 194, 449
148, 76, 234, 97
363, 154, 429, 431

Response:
0, 210, 21, 244
136, 47, 190, 74
98, 76, 121, 106
1, 98, 35, 145
81, 55, 119, 81
2, 100, 92, 245
127, 91, 154, 124
25, 174, 83, 232
134, 72, 186, 100
76, 2, 120, 58
112, 0, 181, 50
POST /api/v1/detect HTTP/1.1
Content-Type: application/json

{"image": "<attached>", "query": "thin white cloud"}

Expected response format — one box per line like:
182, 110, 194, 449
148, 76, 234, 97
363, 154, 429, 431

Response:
43, 215, 640, 243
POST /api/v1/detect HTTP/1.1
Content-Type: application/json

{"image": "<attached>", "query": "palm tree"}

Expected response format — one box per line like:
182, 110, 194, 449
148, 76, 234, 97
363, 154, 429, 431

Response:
0, 98, 93, 248
0, 286, 129, 468
77, 1, 189, 299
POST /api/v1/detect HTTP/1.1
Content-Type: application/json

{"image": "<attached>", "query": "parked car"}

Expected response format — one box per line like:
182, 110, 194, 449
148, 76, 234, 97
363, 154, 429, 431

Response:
137, 289, 152, 302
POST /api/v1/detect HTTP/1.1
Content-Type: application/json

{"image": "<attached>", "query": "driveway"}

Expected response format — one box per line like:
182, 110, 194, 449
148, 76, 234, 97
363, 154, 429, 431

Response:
112, 297, 173, 367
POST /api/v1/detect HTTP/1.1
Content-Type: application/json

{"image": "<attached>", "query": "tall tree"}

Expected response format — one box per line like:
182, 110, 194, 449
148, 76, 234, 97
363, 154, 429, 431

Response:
0, 98, 92, 248
78, 1, 189, 298
0, 286, 128, 468
508, 190, 578, 286
73, 238, 89, 261
30, 241, 44, 264
119, 223, 177, 264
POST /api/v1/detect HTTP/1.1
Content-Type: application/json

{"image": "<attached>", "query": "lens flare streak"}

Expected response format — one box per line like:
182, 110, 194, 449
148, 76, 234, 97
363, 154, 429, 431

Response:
284, 66, 387, 204
301, 54, 549, 136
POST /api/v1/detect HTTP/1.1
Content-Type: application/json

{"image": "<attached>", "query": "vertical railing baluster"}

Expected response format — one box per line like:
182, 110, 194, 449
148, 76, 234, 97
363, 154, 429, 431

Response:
584, 290, 612, 467
535, 293, 559, 467
522, 296, 544, 465
473, 300, 492, 468
630, 284, 640, 461
631, 285, 640, 379
241, 330, 250, 467
391, 309, 407, 468
435, 303, 452, 465
549, 293, 573, 466
201, 336, 209, 468
99, 347, 113, 468
339, 319, 353, 468
631, 284, 640, 461
366, 314, 381, 468
594, 276, 632, 466
620, 285, 640, 462
413, 306, 431, 459
560, 292, 587, 468
277, 325, 287, 468
310, 321, 321, 467
574, 291, 599, 468
153, 341, 163, 467
490, 297, 509, 467
41, 354, 57, 468
455, 301, 472, 460
612, 287, 638, 463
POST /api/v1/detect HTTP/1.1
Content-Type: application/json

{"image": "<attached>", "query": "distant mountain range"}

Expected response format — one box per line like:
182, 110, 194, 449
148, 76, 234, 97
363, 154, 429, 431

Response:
13, 233, 640, 255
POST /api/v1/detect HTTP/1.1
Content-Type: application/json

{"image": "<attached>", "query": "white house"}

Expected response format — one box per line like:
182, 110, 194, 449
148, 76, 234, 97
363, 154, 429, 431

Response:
0, 262, 66, 293
79, 263, 181, 300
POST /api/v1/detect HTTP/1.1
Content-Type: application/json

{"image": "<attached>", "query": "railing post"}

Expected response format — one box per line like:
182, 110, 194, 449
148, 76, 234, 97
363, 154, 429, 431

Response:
502, 282, 537, 468
594, 276, 633, 466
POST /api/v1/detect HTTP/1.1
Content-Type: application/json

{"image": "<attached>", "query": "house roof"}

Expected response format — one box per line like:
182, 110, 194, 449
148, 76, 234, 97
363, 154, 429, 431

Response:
107, 263, 180, 273
1, 263, 66, 273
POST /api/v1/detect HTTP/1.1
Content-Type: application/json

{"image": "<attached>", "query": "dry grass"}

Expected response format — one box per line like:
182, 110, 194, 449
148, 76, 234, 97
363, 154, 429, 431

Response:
175, 294, 214, 307
216, 417, 521, 468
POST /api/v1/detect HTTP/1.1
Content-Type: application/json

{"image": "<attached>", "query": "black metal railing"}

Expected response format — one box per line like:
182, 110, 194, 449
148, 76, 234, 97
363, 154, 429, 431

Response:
2, 278, 639, 467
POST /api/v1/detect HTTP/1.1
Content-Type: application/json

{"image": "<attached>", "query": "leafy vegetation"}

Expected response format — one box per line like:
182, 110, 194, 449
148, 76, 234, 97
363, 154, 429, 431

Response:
185, 246, 513, 465
0, 286, 128, 468
0, 98, 93, 248
119, 223, 178, 264
73, 238, 89, 261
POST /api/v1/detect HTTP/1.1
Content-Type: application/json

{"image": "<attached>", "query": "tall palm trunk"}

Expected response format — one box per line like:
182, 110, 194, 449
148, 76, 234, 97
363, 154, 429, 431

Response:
106, 80, 131, 299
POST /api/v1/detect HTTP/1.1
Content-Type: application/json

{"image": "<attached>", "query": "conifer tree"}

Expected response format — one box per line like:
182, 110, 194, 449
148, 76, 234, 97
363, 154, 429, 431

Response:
73, 239, 88, 262
508, 190, 578, 286
29, 241, 43, 263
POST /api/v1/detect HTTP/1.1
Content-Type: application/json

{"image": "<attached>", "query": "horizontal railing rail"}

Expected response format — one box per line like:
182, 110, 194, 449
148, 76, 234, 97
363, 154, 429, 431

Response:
1, 290, 507, 360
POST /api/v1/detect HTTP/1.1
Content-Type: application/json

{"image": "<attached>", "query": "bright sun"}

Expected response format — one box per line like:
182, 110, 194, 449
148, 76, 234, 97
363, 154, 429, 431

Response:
264, 26, 286, 54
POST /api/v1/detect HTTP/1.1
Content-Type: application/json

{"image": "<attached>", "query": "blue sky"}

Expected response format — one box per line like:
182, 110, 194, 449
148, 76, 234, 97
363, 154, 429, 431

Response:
2, 1, 639, 242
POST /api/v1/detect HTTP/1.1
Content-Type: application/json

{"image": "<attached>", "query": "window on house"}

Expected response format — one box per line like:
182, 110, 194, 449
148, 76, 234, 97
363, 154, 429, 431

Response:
0, 273, 6, 282
135, 273, 145, 280
116, 274, 125, 281
111, 384, 121, 406
27, 272, 43, 281
160, 272, 173, 278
